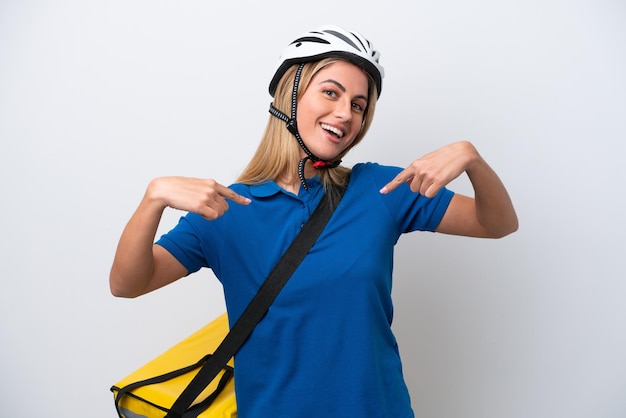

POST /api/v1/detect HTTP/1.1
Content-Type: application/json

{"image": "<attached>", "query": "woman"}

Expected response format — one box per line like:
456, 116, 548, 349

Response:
110, 25, 518, 417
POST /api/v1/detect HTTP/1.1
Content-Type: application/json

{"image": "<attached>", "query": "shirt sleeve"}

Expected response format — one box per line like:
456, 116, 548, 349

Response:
356, 162, 455, 233
155, 213, 211, 275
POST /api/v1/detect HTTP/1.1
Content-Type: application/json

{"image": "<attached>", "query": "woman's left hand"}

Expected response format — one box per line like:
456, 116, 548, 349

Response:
379, 141, 479, 197
379, 140, 518, 238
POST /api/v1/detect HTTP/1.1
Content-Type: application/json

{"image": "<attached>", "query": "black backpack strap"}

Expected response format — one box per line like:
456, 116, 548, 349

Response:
112, 354, 233, 418
165, 186, 346, 417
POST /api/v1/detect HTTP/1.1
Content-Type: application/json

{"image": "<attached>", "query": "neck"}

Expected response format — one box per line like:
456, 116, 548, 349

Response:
276, 176, 301, 194
276, 159, 318, 194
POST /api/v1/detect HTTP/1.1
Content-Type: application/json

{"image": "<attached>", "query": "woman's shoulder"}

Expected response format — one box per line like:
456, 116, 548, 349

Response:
351, 162, 403, 180
346, 162, 404, 196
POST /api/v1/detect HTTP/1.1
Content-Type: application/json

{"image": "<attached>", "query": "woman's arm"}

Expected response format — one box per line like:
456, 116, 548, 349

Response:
380, 141, 518, 238
109, 177, 251, 298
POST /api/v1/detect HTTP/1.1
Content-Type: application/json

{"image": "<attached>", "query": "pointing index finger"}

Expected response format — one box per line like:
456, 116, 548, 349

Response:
379, 170, 413, 195
228, 191, 252, 206
218, 184, 252, 205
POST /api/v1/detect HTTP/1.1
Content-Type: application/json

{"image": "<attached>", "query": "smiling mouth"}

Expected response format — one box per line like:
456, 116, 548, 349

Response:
320, 123, 344, 138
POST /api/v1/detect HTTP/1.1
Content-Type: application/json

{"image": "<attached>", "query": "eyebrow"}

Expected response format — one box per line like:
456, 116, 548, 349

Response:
319, 79, 368, 102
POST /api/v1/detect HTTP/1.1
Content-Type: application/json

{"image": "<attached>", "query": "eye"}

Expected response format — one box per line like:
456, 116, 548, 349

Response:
322, 89, 337, 98
352, 101, 366, 113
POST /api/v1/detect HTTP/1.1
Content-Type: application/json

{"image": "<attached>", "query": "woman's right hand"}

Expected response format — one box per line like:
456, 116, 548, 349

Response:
147, 176, 251, 220
109, 177, 250, 298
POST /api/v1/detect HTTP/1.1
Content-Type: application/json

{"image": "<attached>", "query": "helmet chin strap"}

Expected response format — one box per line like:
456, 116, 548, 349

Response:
268, 63, 341, 191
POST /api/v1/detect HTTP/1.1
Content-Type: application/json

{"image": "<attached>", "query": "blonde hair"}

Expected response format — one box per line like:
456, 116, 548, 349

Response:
237, 58, 378, 190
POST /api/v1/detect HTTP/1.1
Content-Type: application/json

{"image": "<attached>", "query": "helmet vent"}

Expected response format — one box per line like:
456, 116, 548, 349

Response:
323, 29, 361, 52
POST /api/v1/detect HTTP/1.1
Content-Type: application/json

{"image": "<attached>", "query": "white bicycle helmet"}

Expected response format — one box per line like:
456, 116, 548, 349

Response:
269, 24, 385, 98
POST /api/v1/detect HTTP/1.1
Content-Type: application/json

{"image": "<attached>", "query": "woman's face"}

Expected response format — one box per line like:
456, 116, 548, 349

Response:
296, 61, 369, 161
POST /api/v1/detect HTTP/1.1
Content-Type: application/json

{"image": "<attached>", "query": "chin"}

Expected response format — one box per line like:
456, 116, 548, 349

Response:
314, 145, 351, 161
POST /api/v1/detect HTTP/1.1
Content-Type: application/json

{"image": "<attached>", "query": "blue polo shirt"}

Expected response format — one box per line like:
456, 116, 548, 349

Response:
157, 162, 454, 418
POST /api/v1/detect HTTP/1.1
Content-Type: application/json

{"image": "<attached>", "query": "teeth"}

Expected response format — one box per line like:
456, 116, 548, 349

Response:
321, 123, 344, 138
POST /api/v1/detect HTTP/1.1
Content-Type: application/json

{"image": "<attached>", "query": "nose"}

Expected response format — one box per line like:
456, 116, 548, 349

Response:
334, 98, 352, 121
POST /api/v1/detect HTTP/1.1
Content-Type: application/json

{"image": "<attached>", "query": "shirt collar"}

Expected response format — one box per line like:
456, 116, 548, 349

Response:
249, 177, 321, 198
249, 181, 281, 198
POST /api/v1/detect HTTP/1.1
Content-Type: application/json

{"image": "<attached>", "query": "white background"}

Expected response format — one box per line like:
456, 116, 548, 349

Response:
1, 0, 625, 417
